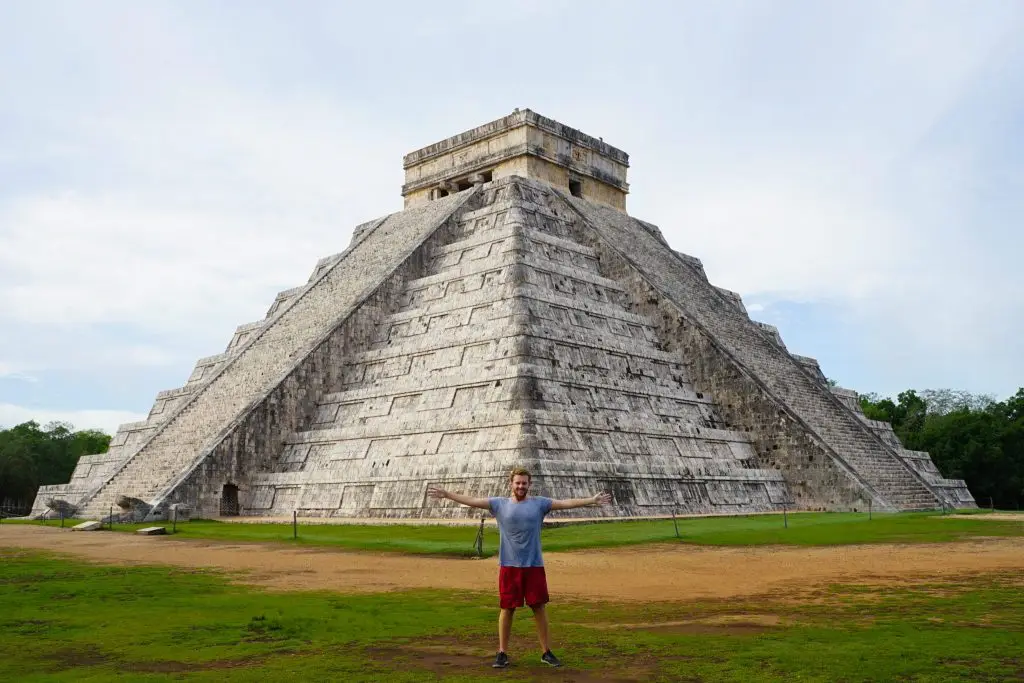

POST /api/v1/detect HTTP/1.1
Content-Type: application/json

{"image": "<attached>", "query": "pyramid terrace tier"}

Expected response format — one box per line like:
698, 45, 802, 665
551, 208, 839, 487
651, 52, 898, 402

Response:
265, 400, 774, 518
382, 283, 649, 341
422, 207, 603, 272
245, 472, 789, 519
344, 320, 688, 386
307, 361, 723, 432
396, 246, 631, 314
283, 408, 753, 464
247, 423, 785, 519
394, 284, 656, 343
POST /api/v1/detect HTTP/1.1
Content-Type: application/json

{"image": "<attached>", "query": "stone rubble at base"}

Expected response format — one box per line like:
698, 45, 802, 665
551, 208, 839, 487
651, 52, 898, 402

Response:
30, 109, 975, 522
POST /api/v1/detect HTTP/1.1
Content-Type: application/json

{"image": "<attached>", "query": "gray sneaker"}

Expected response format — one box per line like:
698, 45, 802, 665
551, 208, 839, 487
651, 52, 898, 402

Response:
492, 651, 510, 668
541, 650, 562, 667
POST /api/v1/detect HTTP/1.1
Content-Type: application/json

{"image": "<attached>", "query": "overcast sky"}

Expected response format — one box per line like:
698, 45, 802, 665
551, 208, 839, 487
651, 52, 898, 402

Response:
1, 1, 1022, 433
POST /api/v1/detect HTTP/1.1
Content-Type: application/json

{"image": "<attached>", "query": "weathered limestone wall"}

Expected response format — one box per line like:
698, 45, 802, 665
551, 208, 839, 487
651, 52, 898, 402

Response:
404, 119, 530, 183
523, 156, 626, 210
524, 123, 628, 189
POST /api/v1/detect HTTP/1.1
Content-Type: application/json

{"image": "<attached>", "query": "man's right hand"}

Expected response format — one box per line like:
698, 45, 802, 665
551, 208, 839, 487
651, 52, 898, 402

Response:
426, 485, 448, 500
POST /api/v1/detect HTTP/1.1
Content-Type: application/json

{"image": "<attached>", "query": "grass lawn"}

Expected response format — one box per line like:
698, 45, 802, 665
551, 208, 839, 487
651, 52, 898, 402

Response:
8, 510, 1024, 557
1, 548, 1021, 682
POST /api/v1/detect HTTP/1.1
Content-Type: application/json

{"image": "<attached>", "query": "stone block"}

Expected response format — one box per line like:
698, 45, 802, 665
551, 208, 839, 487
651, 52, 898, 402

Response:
72, 521, 102, 531
46, 498, 77, 518
137, 526, 167, 535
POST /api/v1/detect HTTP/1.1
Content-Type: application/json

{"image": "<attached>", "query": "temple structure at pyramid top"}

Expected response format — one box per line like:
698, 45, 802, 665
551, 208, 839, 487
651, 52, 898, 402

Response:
402, 108, 630, 211
31, 109, 976, 522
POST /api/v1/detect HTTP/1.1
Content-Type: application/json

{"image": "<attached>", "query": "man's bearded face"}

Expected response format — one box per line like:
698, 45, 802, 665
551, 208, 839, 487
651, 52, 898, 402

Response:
510, 475, 531, 500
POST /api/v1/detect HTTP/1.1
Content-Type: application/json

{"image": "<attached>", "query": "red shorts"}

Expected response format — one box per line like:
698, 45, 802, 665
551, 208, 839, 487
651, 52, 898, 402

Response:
499, 566, 549, 609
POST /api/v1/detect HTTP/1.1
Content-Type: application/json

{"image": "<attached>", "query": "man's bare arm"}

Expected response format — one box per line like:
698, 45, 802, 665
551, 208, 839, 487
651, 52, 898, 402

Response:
426, 484, 491, 510
549, 491, 612, 511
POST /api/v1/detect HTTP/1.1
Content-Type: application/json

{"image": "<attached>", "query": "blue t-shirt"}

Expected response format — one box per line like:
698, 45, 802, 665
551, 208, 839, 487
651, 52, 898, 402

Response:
489, 496, 553, 567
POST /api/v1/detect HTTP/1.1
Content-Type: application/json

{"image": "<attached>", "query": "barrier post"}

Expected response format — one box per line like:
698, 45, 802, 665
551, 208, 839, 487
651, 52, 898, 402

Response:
293, 510, 298, 540
671, 510, 680, 539
474, 516, 485, 558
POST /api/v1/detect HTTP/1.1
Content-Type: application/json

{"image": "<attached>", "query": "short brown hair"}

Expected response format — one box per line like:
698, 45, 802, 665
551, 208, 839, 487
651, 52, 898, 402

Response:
509, 467, 532, 481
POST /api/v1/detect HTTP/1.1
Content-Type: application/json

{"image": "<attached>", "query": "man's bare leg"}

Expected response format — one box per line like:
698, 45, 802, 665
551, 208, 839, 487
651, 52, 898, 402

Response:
530, 604, 551, 652
498, 608, 515, 653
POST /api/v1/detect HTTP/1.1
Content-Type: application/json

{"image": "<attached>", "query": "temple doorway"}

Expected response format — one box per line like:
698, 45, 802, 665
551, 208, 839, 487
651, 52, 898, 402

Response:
220, 483, 240, 516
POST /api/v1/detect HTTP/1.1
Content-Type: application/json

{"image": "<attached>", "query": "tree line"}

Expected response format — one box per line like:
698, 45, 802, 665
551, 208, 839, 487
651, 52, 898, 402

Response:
859, 388, 1023, 509
0, 421, 110, 513
1, 387, 1021, 512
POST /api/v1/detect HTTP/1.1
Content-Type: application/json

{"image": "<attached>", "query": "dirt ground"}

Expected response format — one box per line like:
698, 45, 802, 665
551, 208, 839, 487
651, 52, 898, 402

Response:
3, 525, 1023, 601
952, 512, 1024, 521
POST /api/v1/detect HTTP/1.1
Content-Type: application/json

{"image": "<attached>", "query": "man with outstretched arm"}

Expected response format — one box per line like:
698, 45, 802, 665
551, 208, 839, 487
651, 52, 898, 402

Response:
427, 467, 612, 669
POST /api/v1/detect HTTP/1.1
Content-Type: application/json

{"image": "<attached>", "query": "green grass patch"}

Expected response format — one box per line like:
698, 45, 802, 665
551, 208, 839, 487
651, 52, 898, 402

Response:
1, 548, 1021, 682
9, 510, 1022, 557
538, 510, 1024, 551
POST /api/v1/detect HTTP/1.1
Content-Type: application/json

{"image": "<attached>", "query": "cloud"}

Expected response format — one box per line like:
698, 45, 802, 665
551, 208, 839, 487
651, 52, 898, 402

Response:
614, 3, 1024, 398
0, 0, 1022, 428
0, 362, 37, 383
0, 403, 145, 434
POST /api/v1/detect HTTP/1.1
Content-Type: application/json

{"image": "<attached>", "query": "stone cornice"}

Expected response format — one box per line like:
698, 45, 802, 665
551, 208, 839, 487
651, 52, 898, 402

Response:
402, 142, 631, 195
403, 108, 630, 168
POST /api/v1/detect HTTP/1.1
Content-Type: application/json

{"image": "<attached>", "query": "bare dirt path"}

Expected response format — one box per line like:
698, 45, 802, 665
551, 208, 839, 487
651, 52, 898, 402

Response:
3, 525, 1022, 601
952, 512, 1024, 521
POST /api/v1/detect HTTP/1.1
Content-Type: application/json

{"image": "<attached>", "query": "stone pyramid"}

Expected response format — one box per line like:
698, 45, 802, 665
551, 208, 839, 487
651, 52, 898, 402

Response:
32, 109, 976, 521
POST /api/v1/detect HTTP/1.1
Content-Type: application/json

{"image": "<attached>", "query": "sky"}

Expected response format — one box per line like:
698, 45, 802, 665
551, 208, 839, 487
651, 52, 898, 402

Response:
1, 1, 1022, 433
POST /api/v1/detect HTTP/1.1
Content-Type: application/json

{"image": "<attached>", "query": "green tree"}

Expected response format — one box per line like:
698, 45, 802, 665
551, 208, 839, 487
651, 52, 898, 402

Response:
919, 389, 996, 415
0, 421, 111, 510
860, 387, 1023, 509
